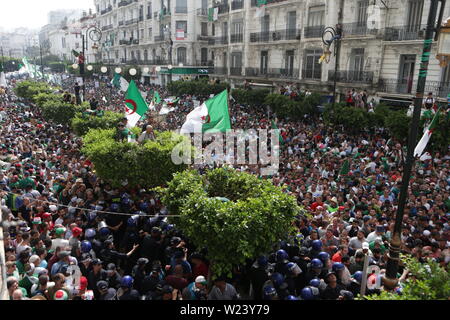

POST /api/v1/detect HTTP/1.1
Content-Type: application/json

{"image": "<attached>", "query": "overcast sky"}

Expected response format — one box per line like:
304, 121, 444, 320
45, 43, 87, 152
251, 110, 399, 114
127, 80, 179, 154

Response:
0, 0, 95, 31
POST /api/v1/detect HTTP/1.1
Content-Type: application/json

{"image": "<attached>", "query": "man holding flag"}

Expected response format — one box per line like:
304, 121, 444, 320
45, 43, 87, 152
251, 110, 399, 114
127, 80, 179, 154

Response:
413, 107, 441, 157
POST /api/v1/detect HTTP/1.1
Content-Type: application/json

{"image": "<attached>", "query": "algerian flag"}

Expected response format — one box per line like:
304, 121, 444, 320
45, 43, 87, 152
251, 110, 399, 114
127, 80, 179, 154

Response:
111, 72, 129, 92
339, 159, 350, 176
153, 91, 161, 104
180, 90, 231, 134
271, 120, 284, 144
414, 108, 441, 157
255, 0, 267, 18
208, 8, 214, 22
124, 80, 149, 128
164, 97, 179, 106
213, 7, 218, 21
159, 105, 175, 115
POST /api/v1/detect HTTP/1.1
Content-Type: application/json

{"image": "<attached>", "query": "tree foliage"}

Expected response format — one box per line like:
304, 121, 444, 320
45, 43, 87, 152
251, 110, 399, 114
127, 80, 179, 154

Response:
14, 80, 53, 102
159, 167, 302, 278
71, 111, 124, 136
364, 255, 450, 300
82, 128, 190, 189
40, 99, 80, 126
264, 92, 322, 119
231, 88, 270, 107
167, 79, 229, 97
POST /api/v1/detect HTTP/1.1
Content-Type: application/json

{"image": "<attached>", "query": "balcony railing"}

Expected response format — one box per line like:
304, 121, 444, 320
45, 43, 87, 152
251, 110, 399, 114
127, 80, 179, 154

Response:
101, 5, 113, 15
328, 70, 374, 84
342, 22, 379, 37
102, 59, 115, 64
119, 21, 124, 26
230, 33, 243, 43
250, 29, 301, 42
125, 18, 138, 25
139, 15, 144, 21
218, 3, 229, 14
302, 68, 322, 80
154, 12, 158, 18
208, 35, 228, 45
304, 25, 325, 39
119, 40, 131, 45
141, 58, 168, 65
197, 8, 208, 16
251, 0, 287, 6
154, 35, 165, 42
267, 68, 299, 78
230, 67, 242, 76
378, 78, 450, 98
132, 39, 139, 45
231, 0, 243, 10
175, 6, 188, 13
102, 25, 113, 31
383, 25, 426, 41
197, 35, 212, 41
212, 67, 228, 75
118, 0, 132, 8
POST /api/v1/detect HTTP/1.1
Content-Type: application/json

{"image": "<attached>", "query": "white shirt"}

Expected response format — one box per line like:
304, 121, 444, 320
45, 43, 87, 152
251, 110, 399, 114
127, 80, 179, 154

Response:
51, 238, 69, 251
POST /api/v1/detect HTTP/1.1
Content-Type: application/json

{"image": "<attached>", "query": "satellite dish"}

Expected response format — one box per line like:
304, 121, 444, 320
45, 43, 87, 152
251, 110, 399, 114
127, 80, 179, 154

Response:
367, 5, 381, 30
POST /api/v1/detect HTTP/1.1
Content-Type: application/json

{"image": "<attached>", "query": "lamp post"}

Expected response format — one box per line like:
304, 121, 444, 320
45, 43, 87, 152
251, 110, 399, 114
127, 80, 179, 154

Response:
382, 0, 446, 291
322, 24, 342, 107
164, 25, 173, 85
79, 26, 102, 100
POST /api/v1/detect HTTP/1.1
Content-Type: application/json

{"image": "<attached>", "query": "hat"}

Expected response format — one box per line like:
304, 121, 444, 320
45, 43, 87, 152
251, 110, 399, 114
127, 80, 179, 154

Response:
54, 290, 69, 300
330, 197, 338, 204
362, 242, 370, 250
92, 258, 103, 266
363, 215, 371, 222
195, 276, 208, 285
76, 178, 83, 183
96, 280, 108, 291
71, 227, 82, 238
376, 225, 385, 233
107, 263, 116, 271
137, 258, 149, 266
79, 276, 88, 291
55, 227, 66, 236
32, 217, 42, 224
423, 230, 431, 237
42, 212, 52, 219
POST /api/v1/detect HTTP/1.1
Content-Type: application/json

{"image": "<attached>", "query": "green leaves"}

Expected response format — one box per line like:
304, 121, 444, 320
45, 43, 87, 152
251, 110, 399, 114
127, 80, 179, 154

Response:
81, 128, 190, 189
71, 111, 124, 136
231, 88, 270, 106
161, 167, 303, 278
167, 79, 230, 97
15, 80, 53, 102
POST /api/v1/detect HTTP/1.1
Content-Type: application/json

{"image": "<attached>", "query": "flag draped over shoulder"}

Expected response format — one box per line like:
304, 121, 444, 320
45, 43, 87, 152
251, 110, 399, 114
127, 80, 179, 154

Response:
414, 107, 441, 157
124, 80, 148, 128
180, 90, 231, 134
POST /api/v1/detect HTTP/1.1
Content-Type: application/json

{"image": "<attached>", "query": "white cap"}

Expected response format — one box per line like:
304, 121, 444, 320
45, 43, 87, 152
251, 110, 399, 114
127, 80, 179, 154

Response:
195, 276, 207, 284
362, 242, 370, 249
423, 230, 431, 237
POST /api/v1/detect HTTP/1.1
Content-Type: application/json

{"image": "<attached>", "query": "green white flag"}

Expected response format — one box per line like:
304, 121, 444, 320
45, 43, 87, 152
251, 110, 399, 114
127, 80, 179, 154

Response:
180, 90, 231, 133
111, 72, 129, 91
124, 80, 149, 128
271, 119, 284, 144
414, 107, 441, 157
339, 159, 350, 176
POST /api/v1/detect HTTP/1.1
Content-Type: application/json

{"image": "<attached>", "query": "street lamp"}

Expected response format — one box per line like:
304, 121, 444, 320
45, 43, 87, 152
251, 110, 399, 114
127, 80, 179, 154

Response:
87, 65, 93, 71
155, 66, 161, 72
115, 67, 122, 74
129, 68, 137, 76
321, 24, 342, 107
72, 63, 79, 69
143, 67, 150, 73
168, 64, 173, 69
178, 62, 183, 67
101, 66, 108, 73
382, 0, 445, 291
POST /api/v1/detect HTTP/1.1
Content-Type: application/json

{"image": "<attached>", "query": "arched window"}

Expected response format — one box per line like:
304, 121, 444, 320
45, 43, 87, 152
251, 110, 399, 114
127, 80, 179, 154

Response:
177, 47, 187, 64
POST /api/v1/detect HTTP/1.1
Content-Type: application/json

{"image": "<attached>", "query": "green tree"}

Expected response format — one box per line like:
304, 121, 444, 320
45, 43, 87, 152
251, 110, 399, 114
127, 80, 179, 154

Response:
167, 79, 229, 97
71, 111, 124, 136
41, 99, 79, 125
82, 128, 190, 189
232, 88, 270, 106
159, 167, 302, 278
14, 81, 53, 102
385, 110, 411, 142
323, 103, 369, 133
364, 256, 449, 300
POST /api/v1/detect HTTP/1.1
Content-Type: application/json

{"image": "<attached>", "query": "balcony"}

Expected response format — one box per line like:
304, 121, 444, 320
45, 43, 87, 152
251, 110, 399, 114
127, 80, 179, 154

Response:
197, 8, 208, 16
102, 25, 113, 31
304, 25, 325, 39
378, 78, 450, 98
119, 21, 124, 26
154, 12, 158, 18
231, 0, 243, 10
154, 35, 165, 42
212, 67, 228, 75
383, 25, 426, 41
125, 18, 138, 25
328, 70, 374, 84
147, 13, 152, 19
342, 22, 379, 37
118, 0, 132, 8
197, 35, 212, 41
119, 40, 131, 45
218, 3, 229, 14
267, 68, 299, 79
194, 60, 214, 66
132, 39, 139, 45
175, 6, 188, 13
208, 35, 228, 45
250, 29, 301, 42
251, 0, 287, 6
302, 69, 322, 81
101, 5, 113, 15
139, 15, 144, 21
230, 33, 243, 43
230, 67, 242, 76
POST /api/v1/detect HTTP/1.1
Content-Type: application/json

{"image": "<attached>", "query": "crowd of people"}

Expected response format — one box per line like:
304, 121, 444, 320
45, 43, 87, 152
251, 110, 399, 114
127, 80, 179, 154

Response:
0, 73, 448, 300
